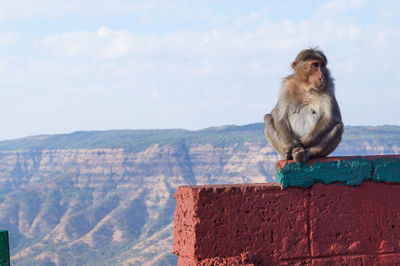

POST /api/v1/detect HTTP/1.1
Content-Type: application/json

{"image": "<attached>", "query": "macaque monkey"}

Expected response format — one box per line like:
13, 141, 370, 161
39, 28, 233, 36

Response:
264, 48, 343, 162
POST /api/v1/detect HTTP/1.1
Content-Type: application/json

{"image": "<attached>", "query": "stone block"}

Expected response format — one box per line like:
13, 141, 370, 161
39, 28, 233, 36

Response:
276, 156, 372, 189
173, 184, 310, 264
276, 155, 400, 189
371, 156, 400, 182
309, 182, 400, 257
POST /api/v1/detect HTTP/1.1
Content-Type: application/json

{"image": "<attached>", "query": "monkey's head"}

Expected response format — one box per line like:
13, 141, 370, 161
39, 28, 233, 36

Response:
291, 48, 329, 91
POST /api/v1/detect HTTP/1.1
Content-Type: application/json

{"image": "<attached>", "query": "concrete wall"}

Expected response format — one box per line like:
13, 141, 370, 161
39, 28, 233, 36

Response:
173, 156, 400, 265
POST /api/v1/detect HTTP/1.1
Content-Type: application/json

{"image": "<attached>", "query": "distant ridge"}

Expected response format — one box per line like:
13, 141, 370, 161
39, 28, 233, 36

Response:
0, 123, 264, 152
0, 124, 399, 155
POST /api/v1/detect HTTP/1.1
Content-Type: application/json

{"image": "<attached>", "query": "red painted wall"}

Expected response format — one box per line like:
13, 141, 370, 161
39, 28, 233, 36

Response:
173, 182, 400, 265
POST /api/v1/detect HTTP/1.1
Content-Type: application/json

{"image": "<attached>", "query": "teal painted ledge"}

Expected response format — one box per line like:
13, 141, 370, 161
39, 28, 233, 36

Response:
0, 231, 9, 266
275, 155, 400, 189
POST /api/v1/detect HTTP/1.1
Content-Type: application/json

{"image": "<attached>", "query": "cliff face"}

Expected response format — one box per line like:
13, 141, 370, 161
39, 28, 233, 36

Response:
0, 143, 276, 265
0, 124, 399, 264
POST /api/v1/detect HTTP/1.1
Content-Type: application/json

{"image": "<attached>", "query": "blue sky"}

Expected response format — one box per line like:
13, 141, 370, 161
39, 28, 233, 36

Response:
0, 0, 399, 140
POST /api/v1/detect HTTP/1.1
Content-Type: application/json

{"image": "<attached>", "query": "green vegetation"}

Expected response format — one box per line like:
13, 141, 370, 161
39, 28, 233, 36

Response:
0, 124, 399, 153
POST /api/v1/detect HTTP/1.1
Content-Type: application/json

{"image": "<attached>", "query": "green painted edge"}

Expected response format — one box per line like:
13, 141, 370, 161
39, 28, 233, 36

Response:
0, 231, 10, 266
372, 158, 400, 183
276, 158, 372, 189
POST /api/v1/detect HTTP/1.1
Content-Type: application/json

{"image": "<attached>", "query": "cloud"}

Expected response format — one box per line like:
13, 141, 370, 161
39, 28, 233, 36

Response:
29, 1, 400, 65
25, 9, 400, 110
1, 0, 400, 140
36, 27, 134, 59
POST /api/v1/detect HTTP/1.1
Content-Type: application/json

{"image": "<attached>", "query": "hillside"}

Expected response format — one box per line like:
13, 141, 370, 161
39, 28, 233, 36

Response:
0, 124, 399, 265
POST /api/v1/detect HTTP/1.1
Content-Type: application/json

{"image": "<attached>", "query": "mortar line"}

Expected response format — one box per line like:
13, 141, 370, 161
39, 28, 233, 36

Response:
280, 251, 400, 262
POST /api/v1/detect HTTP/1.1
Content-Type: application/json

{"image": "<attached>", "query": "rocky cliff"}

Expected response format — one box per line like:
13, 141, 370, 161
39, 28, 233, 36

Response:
0, 143, 275, 264
0, 124, 399, 265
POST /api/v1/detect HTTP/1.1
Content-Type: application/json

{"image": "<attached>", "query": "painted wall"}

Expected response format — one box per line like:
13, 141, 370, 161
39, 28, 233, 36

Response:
173, 156, 400, 265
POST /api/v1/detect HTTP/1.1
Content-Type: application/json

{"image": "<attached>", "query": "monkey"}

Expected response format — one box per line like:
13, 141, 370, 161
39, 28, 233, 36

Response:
264, 48, 343, 162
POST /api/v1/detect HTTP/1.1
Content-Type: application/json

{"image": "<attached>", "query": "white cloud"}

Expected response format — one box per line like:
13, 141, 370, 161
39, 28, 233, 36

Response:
1, 0, 400, 139
25, 12, 400, 113
35, 19, 362, 62
37, 27, 134, 59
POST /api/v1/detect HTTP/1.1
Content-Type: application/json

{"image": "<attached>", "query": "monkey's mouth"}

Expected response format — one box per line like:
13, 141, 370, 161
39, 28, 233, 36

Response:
314, 81, 325, 90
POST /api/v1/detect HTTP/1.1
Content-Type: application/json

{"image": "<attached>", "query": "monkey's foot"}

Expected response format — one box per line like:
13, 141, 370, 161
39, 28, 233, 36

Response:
292, 147, 308, 162
280, 154, 292, 160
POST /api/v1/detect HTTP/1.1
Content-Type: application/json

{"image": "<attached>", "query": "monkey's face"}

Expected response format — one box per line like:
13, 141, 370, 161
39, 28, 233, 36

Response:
307, 60, 326, 91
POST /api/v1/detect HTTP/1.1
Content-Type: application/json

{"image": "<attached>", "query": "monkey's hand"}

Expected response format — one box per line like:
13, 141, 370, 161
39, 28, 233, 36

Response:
292, 146, 308, 162
300, 135, 313, 148
300, 118, 339, 148
282, 142, 301, 160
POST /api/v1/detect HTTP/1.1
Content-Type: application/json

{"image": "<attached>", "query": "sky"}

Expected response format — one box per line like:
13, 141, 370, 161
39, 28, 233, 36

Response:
0, 0, 399, 140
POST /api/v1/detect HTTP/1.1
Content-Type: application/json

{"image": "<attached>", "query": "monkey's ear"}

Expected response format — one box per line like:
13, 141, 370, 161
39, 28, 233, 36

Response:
291, 61, 297, 70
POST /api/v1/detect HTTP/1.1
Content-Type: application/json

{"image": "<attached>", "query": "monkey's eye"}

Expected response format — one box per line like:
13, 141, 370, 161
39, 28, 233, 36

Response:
312, 62, 320, 68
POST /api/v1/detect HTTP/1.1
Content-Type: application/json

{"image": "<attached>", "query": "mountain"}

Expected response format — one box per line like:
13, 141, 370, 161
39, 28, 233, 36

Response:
0, 124, 399, 265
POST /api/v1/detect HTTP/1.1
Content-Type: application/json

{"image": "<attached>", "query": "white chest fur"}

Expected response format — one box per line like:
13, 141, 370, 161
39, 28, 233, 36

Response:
288, 104, 320, 138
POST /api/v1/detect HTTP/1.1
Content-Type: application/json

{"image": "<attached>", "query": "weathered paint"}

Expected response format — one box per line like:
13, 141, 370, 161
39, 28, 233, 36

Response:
0, 231, 10, 266
275, 155, 400, 189
276, 158, 372, 189
372, 157, 400, 182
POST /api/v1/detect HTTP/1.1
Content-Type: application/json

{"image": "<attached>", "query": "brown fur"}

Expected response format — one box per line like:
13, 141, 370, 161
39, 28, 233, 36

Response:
264, 48, 343, 162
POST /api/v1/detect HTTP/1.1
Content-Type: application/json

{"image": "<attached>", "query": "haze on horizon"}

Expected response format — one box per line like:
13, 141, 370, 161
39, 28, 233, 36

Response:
0, 0, 399, 141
